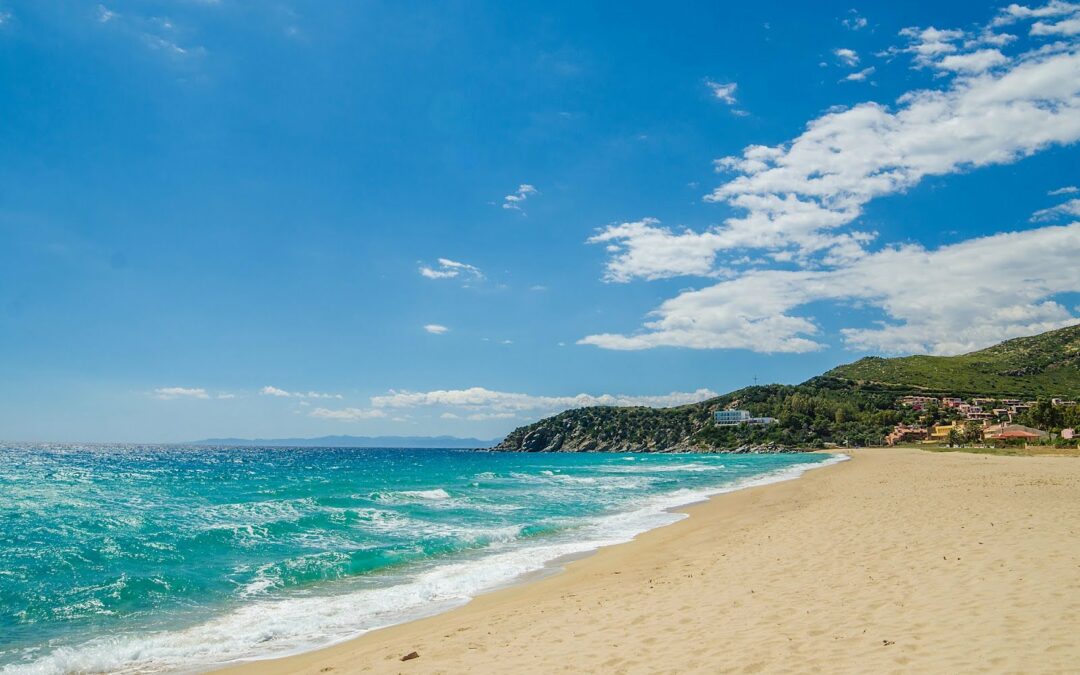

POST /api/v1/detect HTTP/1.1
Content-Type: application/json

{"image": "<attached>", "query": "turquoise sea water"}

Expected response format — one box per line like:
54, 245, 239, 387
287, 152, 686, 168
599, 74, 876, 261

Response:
0, 445, 842, 674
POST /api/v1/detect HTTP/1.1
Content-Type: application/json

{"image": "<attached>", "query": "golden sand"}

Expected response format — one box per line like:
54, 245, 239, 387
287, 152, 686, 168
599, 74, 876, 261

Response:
222, 448, 1080, 674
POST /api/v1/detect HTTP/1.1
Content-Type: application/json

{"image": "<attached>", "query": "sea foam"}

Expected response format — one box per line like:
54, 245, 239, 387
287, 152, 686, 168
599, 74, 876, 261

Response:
0, 446, 844, 675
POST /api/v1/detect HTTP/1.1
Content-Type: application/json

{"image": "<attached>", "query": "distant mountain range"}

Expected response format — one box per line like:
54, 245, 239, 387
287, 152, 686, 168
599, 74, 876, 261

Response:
189, 435, 498, 448
494, 324, 1080, 453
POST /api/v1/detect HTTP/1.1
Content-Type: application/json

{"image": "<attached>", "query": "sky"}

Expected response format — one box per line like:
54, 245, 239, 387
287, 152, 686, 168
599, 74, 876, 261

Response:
1, 1, 1079, 443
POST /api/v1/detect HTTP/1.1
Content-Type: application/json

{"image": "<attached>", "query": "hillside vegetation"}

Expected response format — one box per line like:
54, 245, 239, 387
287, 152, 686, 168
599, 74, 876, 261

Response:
494, 325, 1080, 452
494, 379, 906, 452
825, 324, 1080, 398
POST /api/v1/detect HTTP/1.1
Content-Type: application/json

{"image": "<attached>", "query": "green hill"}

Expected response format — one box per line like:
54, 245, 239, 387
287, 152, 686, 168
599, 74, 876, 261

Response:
824, 324, 1080, 398
494, 325, 1080, 452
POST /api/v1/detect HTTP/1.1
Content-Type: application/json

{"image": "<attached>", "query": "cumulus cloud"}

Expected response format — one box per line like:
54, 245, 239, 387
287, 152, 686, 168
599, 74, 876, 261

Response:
308, 407, 387, 421
581, 223, 1080, 355
993, 1, 1080, 25
1031, 16, 1080, 35
893, 26, 969, 68
1031, 198, 1080, 220
842, 11, 868, 31
418, 258, 484, 281
465, 412, 519, 421
843, 66, 876, 82
936, 48, 1010, 73
585, 6, 1080, 358
154, 387, 210, 400
705, 80, 747, 114
706, 80, 738, 104
424, 324, 449, 334
1049, 184, 1079, 194
304, 387, 719, 426
835, 48, 860, 66
993, 1, 1080, 35
587, 218, 735, 282
581, 4, 1080, 357
502, 184, 538, 212
370, 386, 720, 414
646, 38, 1080, 270
259, 385, 342, 399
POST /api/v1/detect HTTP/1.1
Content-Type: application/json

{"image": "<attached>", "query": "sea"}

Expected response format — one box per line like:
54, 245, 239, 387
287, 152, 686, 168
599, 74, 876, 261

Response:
0, 444, 844, 674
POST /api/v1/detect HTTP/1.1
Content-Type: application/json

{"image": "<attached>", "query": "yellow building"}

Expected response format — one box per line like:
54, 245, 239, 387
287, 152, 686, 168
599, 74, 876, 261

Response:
925, 422, 962, 443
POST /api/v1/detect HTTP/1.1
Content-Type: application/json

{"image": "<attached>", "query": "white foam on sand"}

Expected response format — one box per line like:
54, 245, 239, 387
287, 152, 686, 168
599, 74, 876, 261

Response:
3, 454, 847, 675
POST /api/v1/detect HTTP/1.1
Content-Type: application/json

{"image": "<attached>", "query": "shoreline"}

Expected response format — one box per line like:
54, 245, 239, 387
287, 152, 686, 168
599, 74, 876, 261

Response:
220, 447, 1080, 673
206, 453, 845, 671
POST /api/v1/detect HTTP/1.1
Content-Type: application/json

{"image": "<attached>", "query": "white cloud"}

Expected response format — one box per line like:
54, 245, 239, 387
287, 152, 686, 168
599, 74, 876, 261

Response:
93, 4, 204, 61
97, 4, 116, 23
835, 48, 860, 66
936, 48, 1009, 73
502, 184, 538, 212
1049, 185, 1079, 194
465, 412, 518, 421
993, 1, 1080, 26
842, 11, 868, 31
843, 66, 876, 82
259, 385, 342, 399
587, 218, 735, 282
706, 80, 738, 104
582, 4, 1080, 357
1032, 16, 1080, 35
154, 387, 210, 400
216, 393, 236, 400
1031, 198, 1080, 220
308, 407, 387, 421
581, 223, 1080, 355
141, 32, 191, 57
424, 324, 449, 334
993, 1, 1080, 36
893, 26, 967, 68
370, 386, 721, 415
419, 258, 484, 281
695, 42, 1080, 265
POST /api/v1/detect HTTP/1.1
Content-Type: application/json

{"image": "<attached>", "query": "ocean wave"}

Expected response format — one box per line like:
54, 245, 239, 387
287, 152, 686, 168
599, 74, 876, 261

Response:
397, 488, 451, 500
0, 452, 846, 675
600, 462, 725, 474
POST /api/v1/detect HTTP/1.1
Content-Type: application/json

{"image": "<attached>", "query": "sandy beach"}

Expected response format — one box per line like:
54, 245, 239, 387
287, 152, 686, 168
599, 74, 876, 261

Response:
223, 448, 1080, 674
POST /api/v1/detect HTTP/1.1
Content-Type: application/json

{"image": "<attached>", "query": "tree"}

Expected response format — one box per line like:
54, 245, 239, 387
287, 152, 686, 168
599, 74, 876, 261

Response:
1025, 399, 1064, 431
1061, 405, 1080, 431
946, 428, 962, 447
964, 421, 984, 444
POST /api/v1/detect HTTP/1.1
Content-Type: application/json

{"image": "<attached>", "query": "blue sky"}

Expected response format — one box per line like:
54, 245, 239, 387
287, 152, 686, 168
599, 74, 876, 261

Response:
1, 1, 1079, 442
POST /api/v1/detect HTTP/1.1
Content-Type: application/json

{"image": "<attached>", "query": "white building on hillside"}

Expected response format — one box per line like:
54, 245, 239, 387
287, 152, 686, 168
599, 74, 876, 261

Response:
714, 409, 776, 426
